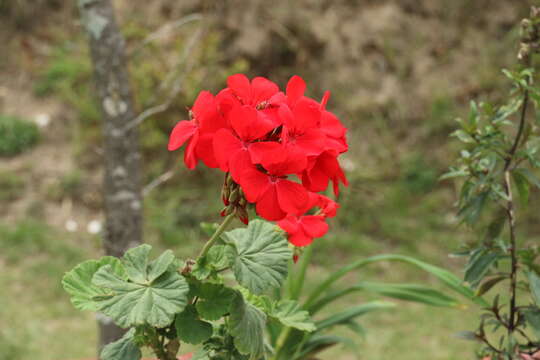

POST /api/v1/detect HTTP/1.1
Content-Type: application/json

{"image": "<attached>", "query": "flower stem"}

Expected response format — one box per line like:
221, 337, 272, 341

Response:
197, 213, 236, 260
273, 326, 291, 360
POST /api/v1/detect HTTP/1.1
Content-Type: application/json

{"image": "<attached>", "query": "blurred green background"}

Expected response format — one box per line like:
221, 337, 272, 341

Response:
0, 0, 538, 359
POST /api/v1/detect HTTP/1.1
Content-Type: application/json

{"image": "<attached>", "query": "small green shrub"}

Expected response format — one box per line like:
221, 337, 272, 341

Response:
0, 115, 39, 156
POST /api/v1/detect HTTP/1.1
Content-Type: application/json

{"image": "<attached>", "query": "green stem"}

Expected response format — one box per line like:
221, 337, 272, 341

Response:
197, 213, 236, 260
273, 326, 292, 360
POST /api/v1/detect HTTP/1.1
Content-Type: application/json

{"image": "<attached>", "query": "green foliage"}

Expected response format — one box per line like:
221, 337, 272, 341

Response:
175, 306, 213, 345
228, 292, 267, 359
270, 300, 316, 332
92, 247, 189, 328
269, 252, 483, 360
444, 12, 540, 357
222, 219, 292, 294
62, 256, 125, 311
194, 283, 236, 321
63, 219, 312, 360
101, 328, 142, 360
330, 282, 462, 308
0, 115, 39, 156
463, 249, 500, 288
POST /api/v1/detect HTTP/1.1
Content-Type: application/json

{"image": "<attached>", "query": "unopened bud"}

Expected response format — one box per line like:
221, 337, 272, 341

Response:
229, 188, 240, 203
226, 174, 234, 187
236, 207, 249, 225
239, 197, 247, 208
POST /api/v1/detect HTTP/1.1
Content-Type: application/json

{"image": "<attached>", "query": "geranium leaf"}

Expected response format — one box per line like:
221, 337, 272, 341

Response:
148, 250, 175, 282
195, 283, 236, 321
122, 244, 151, 283
175, 305, 213, 345
270, 300, 316, 332
91, 245, 189, 328
100, 328, 141, 360
62, 256, 125, 311
228, 292, 267, 359
207, 244, 235, 269
223, 219, 291, 294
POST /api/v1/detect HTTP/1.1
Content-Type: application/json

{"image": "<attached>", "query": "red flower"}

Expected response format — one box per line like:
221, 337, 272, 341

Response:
226, 74, 280, 107
302, 151, 348, 196
169, 74, 348, 247
317, 194, 340, 218
213, 104, 275, 182
278, 214, 329, 247
279, 99, 327, 159
168, 91, 225, 169
240, 148, 308, 221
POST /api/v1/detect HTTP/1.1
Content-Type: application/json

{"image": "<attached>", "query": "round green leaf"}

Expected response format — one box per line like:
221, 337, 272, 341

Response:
223, 220, 292, 294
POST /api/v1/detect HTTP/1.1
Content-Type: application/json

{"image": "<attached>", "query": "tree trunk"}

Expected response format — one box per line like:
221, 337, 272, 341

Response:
76, 0, 143, 355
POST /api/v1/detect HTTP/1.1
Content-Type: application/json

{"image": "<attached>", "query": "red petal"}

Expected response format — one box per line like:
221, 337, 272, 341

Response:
263, 146, 307, 176
286, 75, 306, 104
184, 130, 200, 169
276, 179, 308, 215
251, 77, 279, 105
195, 134, 218, 168
213, 129, 242, 172
228, 105, 274, 141
268, 91, 287, 106
229, 149, 253, 184
216, 88, 240, 115
295, 129, 326, 156
192, 91, 225, 133
168, 121, 197, 151
239, 167, 271, 203
278, 104, 295, 131
227, 74, 251, 103
256, 185, 286, 221
303, 164, 329, 192
288, 231, 313, 247
292, 98, 321, 130
248, 142, 286, 165
278, 215, 300, 234
317, 194, 339, 218
321, 110, 347, 138
300, 216, 328, 238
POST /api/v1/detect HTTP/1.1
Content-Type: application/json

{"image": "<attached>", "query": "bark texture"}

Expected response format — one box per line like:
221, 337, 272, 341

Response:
77, 0, 143, 355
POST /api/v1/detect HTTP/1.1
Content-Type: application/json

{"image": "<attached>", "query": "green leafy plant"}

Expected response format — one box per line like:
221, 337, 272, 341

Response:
444, 7, 540, 359
0, 115, 39, 156
63, 69, 484, 360
268, 247, 486, 360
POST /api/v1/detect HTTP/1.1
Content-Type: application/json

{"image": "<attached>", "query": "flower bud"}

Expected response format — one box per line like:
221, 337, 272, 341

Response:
226, 174, 234, 187
236, 206, 249, 225
229, 188, 240, 203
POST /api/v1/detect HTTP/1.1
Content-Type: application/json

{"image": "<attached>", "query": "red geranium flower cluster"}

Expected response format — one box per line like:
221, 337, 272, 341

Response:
168, 74, 348, 246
